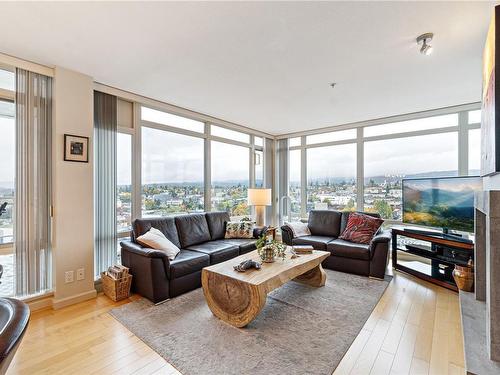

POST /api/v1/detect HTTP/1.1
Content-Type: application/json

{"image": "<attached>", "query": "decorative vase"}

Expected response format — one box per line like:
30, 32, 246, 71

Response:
259, 245, 276, 263
453, 259, 474, 292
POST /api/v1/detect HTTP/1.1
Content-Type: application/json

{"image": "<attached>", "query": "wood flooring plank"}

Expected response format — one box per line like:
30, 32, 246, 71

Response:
333, 329, 371, 375
5, 271, 465, 375
409, 358, 429, 375
389, 322, 419, 375
370, 350, 395, 375
349, 319, 391, 374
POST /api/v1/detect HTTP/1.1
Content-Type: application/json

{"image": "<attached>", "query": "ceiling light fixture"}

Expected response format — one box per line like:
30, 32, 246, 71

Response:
330, 82, 337, 88
417, 33, 434, 56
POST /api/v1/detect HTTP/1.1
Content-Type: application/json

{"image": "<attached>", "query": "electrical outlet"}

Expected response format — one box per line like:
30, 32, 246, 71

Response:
76, 268, 85, 281
65, 271, 74, 283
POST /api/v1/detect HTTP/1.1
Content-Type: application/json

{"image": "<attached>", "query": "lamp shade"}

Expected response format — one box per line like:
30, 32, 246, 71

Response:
248, 188, 271, 206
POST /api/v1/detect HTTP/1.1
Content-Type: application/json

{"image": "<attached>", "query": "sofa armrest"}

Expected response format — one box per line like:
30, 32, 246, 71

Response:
120, 240, 170, 261
280, 224, 295, 246
120, 240, 171, 302
370, 230, 391, 247
368, 229, 391, 279
253, 226, 268, 239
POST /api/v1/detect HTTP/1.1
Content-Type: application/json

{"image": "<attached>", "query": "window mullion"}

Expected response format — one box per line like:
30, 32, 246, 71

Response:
204, 123, 211, 211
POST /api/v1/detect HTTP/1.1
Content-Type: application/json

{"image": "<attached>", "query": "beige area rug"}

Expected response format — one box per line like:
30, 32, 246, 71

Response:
110, 269, 391, 375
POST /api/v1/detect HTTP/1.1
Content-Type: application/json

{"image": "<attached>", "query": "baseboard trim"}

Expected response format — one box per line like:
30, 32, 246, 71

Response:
52, 289, 97, 310
26, 294, 54, 312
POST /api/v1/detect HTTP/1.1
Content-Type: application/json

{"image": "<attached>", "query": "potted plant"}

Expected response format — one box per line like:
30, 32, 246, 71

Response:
256, 234, 287, 263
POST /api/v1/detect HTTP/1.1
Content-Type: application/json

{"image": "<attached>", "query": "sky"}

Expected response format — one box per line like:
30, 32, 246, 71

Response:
3, 105, 482, 187
140, 128, 250, 184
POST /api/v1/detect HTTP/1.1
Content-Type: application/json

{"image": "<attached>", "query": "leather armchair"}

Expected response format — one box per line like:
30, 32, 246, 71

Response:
280, 210, 391, 279
0, 298, 30, 375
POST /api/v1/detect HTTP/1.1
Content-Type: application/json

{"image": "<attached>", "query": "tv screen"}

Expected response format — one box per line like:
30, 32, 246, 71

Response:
402, 176, 482, 232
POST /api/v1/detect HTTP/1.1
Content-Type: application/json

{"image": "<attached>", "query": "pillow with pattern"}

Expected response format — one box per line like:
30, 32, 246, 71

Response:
224, 221, 255, 239
339, 212, 383, 244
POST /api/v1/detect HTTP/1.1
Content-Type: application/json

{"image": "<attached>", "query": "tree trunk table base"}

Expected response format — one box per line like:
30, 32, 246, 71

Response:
201, 248, 329, 328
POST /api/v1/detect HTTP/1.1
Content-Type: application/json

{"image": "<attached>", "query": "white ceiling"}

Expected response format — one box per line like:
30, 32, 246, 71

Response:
0, 1, 495, 135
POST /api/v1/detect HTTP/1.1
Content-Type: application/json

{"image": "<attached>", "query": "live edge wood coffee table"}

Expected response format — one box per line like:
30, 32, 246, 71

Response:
201, 247, 329, 328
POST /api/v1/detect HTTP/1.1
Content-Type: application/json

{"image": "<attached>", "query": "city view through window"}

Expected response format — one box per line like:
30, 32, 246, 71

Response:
117, 120, 258, 231
118, 108, 480, 230
141, 127, 205, 219
0, 101, 15, 245
288, 113, 480, 221
211, 141, 250, 217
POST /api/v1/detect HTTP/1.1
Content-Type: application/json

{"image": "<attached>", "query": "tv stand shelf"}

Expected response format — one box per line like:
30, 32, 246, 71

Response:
391, 228, 474, 292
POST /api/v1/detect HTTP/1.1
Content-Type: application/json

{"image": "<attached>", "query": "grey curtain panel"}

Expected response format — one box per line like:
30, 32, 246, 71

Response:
15, 68, 53, 297
277, 138, 289, 225
94, 91, 117, 277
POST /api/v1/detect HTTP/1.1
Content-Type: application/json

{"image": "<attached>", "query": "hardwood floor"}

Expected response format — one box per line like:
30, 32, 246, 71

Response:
334, 271, 465, 375
7, 270, 464, 375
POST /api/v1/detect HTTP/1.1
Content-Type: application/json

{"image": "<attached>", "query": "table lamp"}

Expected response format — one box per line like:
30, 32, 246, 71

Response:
248, 188, 272, 227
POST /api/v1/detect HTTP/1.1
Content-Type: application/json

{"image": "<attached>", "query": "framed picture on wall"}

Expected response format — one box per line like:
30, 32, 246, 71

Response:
64, 134, 89, 163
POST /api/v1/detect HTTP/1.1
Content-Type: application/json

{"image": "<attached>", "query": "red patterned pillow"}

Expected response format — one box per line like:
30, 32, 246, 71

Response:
339, 212, 384, 244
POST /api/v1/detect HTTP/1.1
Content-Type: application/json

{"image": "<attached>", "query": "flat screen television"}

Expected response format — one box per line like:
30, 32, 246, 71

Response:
402, 176, 482, 233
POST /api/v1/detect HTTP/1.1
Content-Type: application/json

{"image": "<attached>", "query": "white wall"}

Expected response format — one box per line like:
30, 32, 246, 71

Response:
52, 66, 96, 308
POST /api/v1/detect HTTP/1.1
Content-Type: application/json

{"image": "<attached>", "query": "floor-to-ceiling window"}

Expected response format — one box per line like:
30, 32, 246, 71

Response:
142, 127, 205, 216
307, 143, 357, 212
289, 147, 302, 220
132, 105, 268, 222
468, 109, 481, 175
364, 132, 458, 219
211, 141, 250, 217
283, 106, 481, 225
117, 133, 132, 232
0, 68, 15, 296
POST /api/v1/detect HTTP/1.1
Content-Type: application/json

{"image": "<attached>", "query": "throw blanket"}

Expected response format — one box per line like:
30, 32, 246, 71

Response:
284, 221, 311, 237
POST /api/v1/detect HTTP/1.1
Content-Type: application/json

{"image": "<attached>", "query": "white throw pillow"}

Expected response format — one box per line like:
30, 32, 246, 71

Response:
136, 227, 180, 260
284, 221, 311, 237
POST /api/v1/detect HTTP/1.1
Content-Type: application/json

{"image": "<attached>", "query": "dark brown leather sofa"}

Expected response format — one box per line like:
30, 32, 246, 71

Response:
0, 298, 30, 375
121, 212, 265, 303
281, 210, 391, 279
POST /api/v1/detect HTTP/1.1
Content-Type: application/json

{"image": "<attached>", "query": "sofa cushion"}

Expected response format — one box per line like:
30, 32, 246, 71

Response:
222, 239, 258, 255
327, 239, 370, 260
339, 212, 384, 244
308, 210, 342, 237
186, 240, 239, 264
133, 217, 181, 248
175, 214, 211, 248
205, 211, 231, 240
168, 250, 210, 279
292, 235, 336, 250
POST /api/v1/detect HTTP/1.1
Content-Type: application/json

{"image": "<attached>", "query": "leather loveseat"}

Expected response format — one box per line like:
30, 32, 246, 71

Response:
120, 212, 265, 303
281, 210, 391, 279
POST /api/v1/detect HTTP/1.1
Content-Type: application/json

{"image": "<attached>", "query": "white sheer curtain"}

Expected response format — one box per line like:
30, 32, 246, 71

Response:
94, 91, 117, 277
15, 68, 53, 297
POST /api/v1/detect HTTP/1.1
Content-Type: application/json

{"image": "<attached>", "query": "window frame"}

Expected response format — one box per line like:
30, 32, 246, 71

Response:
126, 104, 269, 227
0, 66, 15, 249
285, 103, 481, 221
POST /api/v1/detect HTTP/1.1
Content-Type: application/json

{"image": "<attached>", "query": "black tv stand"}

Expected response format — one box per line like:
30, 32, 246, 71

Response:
393, 228, 474, 292
403, 228, 473, 244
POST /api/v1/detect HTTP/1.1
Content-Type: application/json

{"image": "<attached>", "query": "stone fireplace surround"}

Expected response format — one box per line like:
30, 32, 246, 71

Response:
459, 189, 500, 374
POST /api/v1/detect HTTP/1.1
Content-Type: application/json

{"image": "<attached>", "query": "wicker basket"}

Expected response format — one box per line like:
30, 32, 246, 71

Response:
101, 272, 132, 302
